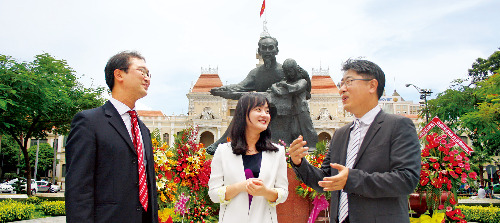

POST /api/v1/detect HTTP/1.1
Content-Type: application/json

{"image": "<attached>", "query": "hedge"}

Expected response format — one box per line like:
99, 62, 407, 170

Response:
457, 204, 500, 223
40, 201, 65, 216
0, 199, 35, 223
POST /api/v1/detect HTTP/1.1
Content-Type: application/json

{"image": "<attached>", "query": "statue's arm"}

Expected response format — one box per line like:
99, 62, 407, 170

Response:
210, 70, 257, 100
284, 79, 308, 95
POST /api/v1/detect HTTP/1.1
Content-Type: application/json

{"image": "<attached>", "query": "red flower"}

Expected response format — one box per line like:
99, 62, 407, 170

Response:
420, 177, 429, 186
438, 204, 444, 210
432, 163, 440, 170
469, 172, 477, 179
429, 158, 438, 162
449, 195, 457, 205
174, 177, 180, 183
422, 149, 430, 157
164, 171, 172, 180
455, 167, 462, 174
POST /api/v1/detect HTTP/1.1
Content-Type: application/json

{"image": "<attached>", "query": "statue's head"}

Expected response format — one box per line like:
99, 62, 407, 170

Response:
258, 36, 279, 62
283, 58, 298, 81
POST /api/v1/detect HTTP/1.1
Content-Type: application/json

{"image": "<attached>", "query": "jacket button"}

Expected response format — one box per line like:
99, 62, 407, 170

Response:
132, 160, 137, 164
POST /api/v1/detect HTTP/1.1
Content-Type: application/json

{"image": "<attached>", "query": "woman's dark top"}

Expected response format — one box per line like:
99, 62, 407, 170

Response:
243, 152, 262, 178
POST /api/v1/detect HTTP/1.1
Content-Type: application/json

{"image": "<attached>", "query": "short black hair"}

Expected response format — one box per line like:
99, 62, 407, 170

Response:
104, 51, 145, 91
342, 59, 385, 99
229, 93, 278, 155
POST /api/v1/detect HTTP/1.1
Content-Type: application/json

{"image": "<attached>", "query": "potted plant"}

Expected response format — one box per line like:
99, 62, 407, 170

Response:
410, 132, 477, 222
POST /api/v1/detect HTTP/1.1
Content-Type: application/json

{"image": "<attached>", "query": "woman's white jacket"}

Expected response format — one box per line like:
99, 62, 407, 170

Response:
208, 143, 288, 223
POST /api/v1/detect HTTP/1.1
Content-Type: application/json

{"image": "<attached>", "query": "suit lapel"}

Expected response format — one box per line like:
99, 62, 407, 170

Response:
259, 151, 271, 180
104, 101, 136, 155
139, 119, 152, 162
353, 111, 384, 168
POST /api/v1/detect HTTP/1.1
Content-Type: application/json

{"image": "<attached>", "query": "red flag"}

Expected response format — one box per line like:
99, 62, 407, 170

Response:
260, 0, 265, 17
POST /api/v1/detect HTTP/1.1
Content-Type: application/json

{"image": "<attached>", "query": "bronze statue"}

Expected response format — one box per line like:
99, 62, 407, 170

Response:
207, 36, 317, 154
267, 58, 317, 148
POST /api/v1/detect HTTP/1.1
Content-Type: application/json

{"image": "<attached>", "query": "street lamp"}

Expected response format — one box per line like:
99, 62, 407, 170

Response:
405, 84, 433, 123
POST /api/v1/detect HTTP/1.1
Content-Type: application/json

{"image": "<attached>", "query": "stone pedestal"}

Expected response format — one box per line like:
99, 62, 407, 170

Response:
277, 168, 330, 222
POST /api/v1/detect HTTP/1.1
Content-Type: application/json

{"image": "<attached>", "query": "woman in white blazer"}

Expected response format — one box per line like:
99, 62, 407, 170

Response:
208, 93, 288, 223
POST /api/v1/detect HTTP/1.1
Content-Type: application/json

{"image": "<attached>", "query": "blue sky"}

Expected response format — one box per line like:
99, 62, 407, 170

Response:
1, 0, 499, 115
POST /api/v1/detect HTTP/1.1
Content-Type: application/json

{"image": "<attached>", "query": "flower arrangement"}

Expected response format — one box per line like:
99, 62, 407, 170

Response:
283, 140, 331, 200
153, 126, 218, 223
413, 132, 477, 223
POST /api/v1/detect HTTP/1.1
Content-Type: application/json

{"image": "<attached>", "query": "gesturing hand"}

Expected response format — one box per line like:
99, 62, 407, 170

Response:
318, 163, 349, 191
289, 136, 309, 166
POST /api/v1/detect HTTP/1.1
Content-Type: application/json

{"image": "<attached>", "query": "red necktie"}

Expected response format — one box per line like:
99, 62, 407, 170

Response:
127, 110, 148, 211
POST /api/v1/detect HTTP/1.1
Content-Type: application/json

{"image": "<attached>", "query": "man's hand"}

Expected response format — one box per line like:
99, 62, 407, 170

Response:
289, 136, 309, 166
318, 163, 349, 191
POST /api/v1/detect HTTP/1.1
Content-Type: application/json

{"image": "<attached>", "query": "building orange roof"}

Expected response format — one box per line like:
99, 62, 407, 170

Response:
137, 110, 164, 117
311, 75, 338, 94
192, 74, 223, 93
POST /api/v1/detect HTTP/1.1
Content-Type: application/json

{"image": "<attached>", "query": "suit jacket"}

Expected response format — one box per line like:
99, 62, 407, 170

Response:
65, 101, 159, 223
208, 143, 288, 223
293, 111, 421, 223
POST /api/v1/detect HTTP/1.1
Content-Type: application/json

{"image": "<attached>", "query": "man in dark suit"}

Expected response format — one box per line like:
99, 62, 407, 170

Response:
289, 59, 421, 223
65, 51, 158, 223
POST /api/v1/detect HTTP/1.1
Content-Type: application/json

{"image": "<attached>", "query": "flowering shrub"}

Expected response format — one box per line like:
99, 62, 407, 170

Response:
416, 132, 477, 222
0, 199, 35, 222
40, 201, 66, 216
457, 204, 500, 223
154, 126, 218, 223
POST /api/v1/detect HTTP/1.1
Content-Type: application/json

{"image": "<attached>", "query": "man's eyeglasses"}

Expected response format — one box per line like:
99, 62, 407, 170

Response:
337, 78, 372, 88
119, 67, 151, 78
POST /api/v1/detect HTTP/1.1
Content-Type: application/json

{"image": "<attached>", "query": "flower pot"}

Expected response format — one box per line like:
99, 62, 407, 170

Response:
409, 192, 449, 217
277, 168, 314, 222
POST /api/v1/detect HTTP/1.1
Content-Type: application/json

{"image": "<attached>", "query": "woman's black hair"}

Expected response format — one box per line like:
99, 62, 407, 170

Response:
229, 93, 278, 155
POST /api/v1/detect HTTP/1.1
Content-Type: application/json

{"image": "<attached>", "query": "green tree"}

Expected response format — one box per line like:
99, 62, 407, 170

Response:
461, 72, 500, 153
0, 53, 106, 195
0, 134, 22, 179
468, 48, 500, 83
17, 143, 54, 178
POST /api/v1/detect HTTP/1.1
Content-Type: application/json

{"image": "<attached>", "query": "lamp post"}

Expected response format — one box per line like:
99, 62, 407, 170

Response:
405, 84, 433, 123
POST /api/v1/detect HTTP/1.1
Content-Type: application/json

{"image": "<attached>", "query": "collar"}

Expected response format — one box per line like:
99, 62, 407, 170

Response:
351, 105, 381, 128
109, 97, 135, 116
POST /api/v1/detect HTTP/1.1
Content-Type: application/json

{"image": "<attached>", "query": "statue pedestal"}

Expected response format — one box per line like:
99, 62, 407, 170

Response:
277, 168, 330, 222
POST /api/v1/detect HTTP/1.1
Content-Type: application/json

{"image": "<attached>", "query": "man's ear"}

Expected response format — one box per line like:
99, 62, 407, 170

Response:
369, 79, 378, 94
114, 69, 124, 82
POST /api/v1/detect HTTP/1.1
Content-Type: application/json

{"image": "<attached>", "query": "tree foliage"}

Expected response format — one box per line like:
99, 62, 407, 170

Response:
0, 53, 106, 195
0, 135, 21, 178
16, 143, 54, 177
468, 48, 500, 83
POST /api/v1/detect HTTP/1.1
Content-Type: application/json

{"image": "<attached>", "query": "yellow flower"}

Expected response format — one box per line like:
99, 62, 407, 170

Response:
166, 151, 174, 157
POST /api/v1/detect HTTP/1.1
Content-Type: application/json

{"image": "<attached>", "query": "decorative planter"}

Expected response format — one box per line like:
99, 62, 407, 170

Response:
409, 192, 450, 217
277, 168, 314, 222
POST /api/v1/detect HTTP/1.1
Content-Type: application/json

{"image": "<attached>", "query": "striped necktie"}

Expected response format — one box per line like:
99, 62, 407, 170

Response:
128, 110, 149, 211
338, 119, 361, 223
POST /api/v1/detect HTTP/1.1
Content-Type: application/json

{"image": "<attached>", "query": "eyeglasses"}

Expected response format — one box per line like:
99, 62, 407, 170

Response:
119, 67, 151, 78
337, 78, 372, 88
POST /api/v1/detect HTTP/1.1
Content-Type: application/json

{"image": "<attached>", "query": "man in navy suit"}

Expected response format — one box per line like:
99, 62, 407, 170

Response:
65, 51, 158, 222
289, 59, 421, 223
